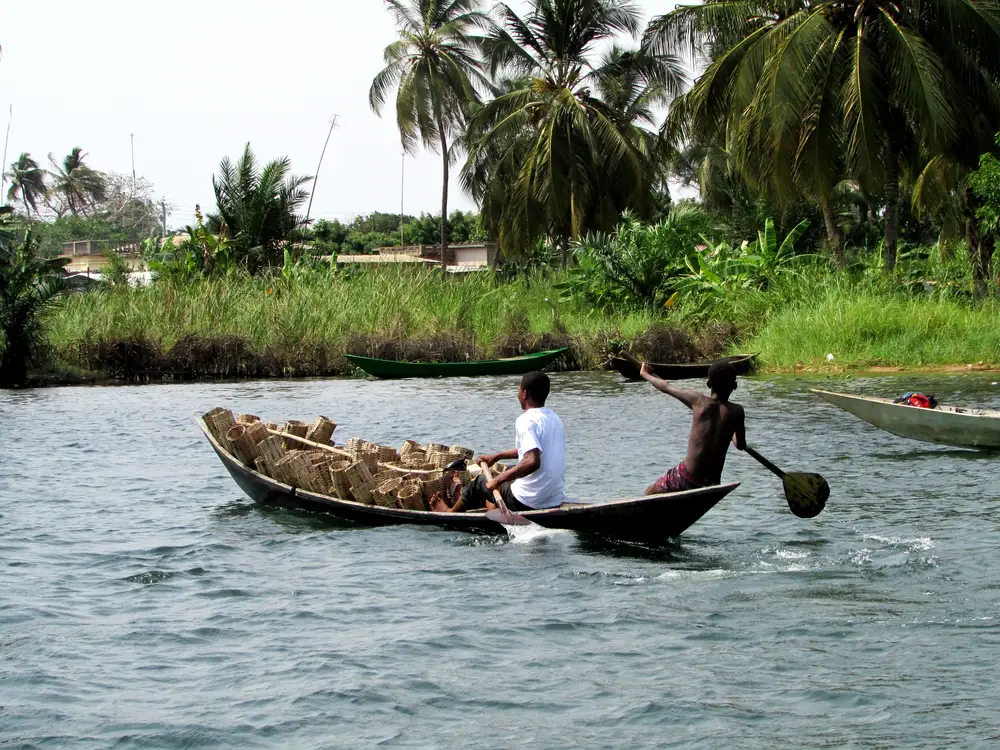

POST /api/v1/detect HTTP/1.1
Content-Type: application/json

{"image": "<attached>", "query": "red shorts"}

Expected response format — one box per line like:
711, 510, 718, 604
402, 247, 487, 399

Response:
650, 462, 704, 494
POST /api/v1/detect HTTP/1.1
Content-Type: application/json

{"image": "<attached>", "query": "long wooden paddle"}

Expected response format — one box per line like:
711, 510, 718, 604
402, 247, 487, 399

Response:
266, 429, 353, 458
744, 445, 829, 519
479, 462, 531, 527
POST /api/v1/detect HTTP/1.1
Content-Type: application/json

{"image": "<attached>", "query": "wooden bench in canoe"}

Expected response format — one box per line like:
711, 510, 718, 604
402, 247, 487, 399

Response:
345, 348, 567, 379
199, 419, 739, 544
611, 353, 756, 381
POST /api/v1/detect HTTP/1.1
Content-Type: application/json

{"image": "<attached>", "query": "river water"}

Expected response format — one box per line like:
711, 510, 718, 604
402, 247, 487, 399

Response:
2, 373, 999, 748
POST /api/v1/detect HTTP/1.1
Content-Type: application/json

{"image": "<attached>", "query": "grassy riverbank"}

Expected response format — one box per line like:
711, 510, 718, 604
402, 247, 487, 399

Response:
44, 266, 1000, 381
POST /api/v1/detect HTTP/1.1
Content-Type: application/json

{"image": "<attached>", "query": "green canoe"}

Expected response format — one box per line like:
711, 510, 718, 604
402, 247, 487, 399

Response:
345, 348, 567, 379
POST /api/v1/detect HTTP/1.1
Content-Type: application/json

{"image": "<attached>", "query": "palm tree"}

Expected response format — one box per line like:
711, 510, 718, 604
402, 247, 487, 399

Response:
462, 0, 684, 265
5, 153, 47, 217
47, 147, 106, 217
370, 0, 489, 278
208, 143, 312, 273
0, 207, 68, 387
647, 0, 1000, 270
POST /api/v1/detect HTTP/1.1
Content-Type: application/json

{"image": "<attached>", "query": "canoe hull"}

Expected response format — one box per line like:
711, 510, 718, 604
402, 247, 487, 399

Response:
200, 420, 738, 542
345, 348, 567, 379
812, 389, 1000, 451
612, 354, 756, 381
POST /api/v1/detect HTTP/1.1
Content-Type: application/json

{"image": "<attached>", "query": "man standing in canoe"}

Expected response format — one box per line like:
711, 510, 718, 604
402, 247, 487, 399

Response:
431, 371, 567, 513
640, 359, 746, 493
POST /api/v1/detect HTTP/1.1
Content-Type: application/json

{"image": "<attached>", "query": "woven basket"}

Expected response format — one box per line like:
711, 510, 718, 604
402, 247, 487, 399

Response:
257, 436, 286, 463
236, 413, 261, 424
420, 473, 447, 502
357, 449, 380, 474
378, 476, 403, 499
328, 461, 353, 499
449, 445, 474, 460
272, 454, 297, 485
226, 424, 259, 465
305, 416, 337, 445
398, 483, 425, 511
400, 439, 423, 456
426, 442, 448, 454
204, 408, 236, 444
265, 422, 281, 432
254, 455, 274, 478
245, 421, 269, 445
377, 445, 400, 463
401, 452, 429, 467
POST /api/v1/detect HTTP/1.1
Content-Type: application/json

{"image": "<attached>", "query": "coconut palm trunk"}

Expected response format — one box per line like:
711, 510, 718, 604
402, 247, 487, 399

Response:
820, 195, 846, 268
438, 114, 450, 280
883, 158, 901, 271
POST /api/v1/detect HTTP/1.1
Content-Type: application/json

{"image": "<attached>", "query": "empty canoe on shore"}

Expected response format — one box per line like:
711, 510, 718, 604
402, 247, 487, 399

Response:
611, 353, 757, 381
812, 389, 1000, 451
199, 419, 739, 543
345, 348, 567, 379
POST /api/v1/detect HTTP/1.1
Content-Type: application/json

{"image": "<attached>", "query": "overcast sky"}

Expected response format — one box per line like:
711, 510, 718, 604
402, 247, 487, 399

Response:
1, 0, 675, 228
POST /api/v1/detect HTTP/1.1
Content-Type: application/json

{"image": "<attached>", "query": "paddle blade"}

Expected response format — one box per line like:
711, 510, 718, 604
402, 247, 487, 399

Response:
781, 472, 829, 518
486, 508, 532, 526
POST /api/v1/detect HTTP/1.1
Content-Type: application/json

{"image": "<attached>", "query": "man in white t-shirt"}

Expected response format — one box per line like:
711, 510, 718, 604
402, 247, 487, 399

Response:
430, 371, 567, 513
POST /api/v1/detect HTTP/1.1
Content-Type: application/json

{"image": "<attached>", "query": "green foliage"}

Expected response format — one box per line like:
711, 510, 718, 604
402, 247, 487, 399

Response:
306, 210, 488, 255
102, 252, 133, 288
559, 206, 709, 312
463, 1, 685, 258
147, 208, 234, 281
0, 208, 68, 387
209, 144, 311, 274
968, 147, 1000, 237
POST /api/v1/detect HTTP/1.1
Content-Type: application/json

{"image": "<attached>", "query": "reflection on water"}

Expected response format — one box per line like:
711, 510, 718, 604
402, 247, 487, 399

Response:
2, 371, 1000, 748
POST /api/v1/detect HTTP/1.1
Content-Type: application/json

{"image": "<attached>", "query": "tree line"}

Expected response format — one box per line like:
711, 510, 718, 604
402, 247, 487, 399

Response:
370, 0, 1000, 292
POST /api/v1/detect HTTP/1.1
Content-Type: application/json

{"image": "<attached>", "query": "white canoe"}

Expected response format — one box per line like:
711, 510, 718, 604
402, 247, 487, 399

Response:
811, 389, 1000, 451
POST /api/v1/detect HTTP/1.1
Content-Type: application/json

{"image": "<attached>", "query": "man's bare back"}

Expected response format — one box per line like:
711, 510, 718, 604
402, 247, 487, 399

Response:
639, 360, 746, 493
683, 396, 744, 484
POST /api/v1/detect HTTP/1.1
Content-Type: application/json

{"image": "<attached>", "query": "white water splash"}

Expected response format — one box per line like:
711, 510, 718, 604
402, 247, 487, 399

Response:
505, 523, 568, 544
862, 533, 934, 552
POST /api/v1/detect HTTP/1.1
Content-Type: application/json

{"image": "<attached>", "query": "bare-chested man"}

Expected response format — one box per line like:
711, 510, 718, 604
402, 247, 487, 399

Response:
640, 359, 746, 493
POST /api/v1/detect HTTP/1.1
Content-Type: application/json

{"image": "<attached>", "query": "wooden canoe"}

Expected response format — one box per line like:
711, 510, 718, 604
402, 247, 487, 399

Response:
611, 353, 757, 381
345, 348, 567, 379
812, 389, 1000, 451
199, 419, 739, 543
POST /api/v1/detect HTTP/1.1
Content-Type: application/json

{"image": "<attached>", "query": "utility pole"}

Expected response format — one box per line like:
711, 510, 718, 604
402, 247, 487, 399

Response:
161, 199, 168, 236
1, 105, 11, 204
399, 148, 406, 247
130, 133, 136, 194
305, 114, 338, 225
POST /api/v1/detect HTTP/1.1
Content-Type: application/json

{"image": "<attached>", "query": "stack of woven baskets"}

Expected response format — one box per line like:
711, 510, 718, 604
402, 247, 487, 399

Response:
203, 407, 477, 512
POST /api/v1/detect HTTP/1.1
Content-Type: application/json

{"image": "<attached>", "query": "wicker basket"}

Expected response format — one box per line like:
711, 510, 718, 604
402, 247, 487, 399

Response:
236, 413, 261, 424
245, 421, 269, 445
426, 442, 448, 453
377, 445, 400, 463
400, 439, 423, 456
449, 445, 474, 460
328, 461, 353, 499
265, 422, 281, 432
401, 452, 429, 468
204, 408, 236, 444
398, 483, 425, 511
226, 424, 259, 465
345, 460, 376, 505
305, 416, 337, 445
254, 455, 274, 478
257, 436, 287, 463
272, 454, 297, 485
420, 472, 447, 502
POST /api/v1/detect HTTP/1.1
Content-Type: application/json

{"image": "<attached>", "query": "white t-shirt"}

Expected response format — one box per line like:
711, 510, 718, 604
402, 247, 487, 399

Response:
511, 407, 566, 509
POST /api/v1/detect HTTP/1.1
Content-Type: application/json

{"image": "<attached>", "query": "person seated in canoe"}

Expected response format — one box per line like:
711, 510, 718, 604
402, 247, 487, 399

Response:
640, 359, 746, 493
430, 371, 567, 513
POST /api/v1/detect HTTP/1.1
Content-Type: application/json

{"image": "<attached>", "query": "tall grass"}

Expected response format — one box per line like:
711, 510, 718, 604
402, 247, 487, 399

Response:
47, 264, 1000, 379
747, 281, 1000, 368
49, 267, 659, 375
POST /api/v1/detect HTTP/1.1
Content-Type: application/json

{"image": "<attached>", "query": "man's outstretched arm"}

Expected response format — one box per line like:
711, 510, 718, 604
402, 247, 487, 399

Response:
640, 362, 702, 410
733, 410, 747, 451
